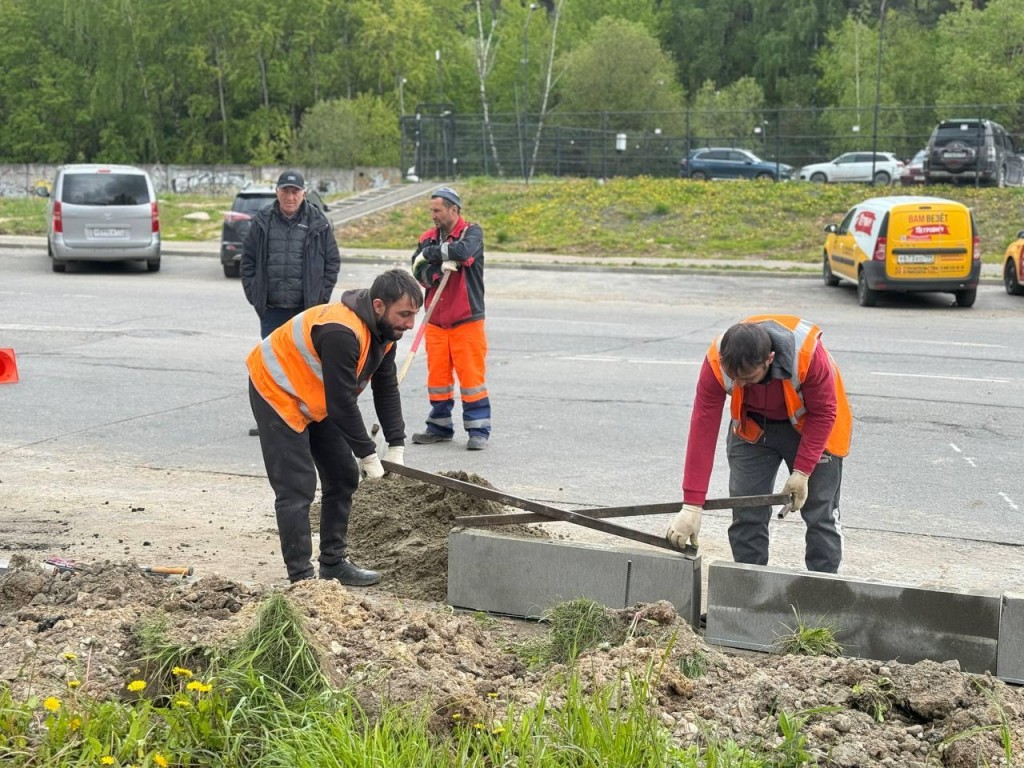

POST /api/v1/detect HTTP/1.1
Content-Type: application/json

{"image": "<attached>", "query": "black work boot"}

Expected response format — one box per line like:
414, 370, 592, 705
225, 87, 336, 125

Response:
319, 558, 380, 587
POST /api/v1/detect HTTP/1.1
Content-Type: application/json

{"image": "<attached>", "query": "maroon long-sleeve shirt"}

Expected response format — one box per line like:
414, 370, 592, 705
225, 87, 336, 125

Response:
682, 344, 837, 505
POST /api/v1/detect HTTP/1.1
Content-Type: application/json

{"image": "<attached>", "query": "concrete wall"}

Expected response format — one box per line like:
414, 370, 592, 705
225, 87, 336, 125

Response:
0, 164, 402, 198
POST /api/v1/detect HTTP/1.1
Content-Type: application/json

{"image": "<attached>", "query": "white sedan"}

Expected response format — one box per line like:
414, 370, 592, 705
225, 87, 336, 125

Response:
797, 152, 904, 185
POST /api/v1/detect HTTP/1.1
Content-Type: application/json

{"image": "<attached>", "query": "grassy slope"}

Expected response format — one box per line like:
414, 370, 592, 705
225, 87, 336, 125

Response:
3, 179, 1021, 263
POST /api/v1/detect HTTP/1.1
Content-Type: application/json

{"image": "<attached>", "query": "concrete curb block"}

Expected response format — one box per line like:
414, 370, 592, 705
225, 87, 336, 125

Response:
705, 561, 1002, 677
447, 528, 701, 627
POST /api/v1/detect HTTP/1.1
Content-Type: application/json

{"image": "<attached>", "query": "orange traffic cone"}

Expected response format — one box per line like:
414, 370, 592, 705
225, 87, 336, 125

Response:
0, 349, 19, 384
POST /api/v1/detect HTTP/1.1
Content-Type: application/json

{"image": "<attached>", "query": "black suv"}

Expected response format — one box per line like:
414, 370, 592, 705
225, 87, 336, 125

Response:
923, 118, 1024, 187
220, 186, 328, 277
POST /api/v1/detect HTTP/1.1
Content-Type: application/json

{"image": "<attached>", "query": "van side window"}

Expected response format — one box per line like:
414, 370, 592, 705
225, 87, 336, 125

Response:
837, 210, 856, 235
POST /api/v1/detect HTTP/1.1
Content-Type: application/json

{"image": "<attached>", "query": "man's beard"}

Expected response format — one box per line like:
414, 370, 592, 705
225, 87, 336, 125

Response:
378, 317, 404, 341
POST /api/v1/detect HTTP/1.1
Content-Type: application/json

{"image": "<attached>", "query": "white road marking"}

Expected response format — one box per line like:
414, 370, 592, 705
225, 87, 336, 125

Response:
964, 457, 977, 468
871, 372, 1010, 384
558, 356, 700, 366
999, 492, 1020, 511
897, 339, 1004, 349
949, 443, 962, 453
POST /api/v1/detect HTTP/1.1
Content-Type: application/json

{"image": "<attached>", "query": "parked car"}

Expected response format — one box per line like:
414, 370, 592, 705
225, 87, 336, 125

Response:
797, 152, 904, 185
923, 118, 1024, 187
42, 164, 161, 273
220, 185, 328, 277
679, 148, 792, 181
899, 150, 927, 186
1002, 230, 1024, 295
821, 196, 980, 307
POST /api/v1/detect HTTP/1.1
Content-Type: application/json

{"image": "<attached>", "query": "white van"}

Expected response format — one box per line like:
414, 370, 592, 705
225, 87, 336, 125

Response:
45, 164, 161, 273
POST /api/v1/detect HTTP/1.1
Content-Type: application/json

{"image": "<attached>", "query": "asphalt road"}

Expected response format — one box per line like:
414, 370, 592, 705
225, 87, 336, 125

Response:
1, 247, 1022, 553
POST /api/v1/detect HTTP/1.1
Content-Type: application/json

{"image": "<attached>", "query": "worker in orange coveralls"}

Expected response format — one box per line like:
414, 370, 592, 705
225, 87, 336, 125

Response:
410, 187, 491, 451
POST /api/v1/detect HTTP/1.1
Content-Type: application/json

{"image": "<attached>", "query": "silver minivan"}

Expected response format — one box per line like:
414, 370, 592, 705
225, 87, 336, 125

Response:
45, 164, 161, 272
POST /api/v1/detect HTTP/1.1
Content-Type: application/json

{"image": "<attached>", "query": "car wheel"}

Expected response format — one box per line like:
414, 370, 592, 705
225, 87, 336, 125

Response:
146, 259, 161, 273
755, 172, 774, 181
223, 263, 240, 278
873, 171, 891, 185
954, 288, 976, 308
690, 171, 708, 181
823, 253, 840, 286
857, 269, 878, 307
51, 260, 67, 273
1005, 259, 1024, 295
810, 172, 827, 183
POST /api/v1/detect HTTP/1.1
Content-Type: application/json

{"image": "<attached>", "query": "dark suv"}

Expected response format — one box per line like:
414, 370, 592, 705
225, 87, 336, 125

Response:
923, 118, 1024, 187
220, 186, 328, 277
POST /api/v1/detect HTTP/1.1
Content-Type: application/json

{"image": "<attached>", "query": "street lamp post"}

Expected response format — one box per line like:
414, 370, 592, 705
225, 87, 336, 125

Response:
517, 3, 540, 183
398, 76, 407, 116
435, 49, 444, 104
870, 0, 887, 186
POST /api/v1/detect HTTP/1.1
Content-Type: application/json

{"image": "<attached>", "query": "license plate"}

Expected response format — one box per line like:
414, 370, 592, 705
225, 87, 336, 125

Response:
897, 253, 934, 264
91, 227, 127, 238
944, 151, 968, 159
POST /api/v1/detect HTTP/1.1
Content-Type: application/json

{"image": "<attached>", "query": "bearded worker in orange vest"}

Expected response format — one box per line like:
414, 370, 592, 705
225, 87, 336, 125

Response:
246, 269, 423, 586
666, 316, 852, 573
410, 187, 490, 450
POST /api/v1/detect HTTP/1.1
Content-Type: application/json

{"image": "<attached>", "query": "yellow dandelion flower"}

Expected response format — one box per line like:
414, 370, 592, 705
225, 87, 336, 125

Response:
154, 754, 168, 768
43, 697, 60, 712
487, 692, 497, 699
172, 697, 192, 708
492, 725, 505, 735
62, 652, 77, 661
126, 680, 147, 692
186, 681, 211, 693
100, 757, 115, 765
68, 680, 81, 689
474, 723, 483, 730
70, 717, 81, 731
451, 713, 462, 721
171, 666, 193, 678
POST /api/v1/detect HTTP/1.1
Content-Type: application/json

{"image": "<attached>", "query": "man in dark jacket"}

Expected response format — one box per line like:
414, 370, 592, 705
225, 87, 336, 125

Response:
247, 269, 423, 586
241, 170, 341, 339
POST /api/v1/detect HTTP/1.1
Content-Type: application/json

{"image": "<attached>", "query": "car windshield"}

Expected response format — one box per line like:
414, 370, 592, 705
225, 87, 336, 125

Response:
934, 124, 984, 147
233, 194, 276, 215
63, 174, 150, 206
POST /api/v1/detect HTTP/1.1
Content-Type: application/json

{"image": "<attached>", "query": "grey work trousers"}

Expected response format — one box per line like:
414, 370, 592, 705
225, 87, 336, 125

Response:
726, 420, 843, 573
249, 380, 360, 582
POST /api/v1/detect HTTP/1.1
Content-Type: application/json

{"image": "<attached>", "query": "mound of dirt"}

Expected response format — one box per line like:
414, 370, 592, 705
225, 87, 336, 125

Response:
321, 471, 549, 602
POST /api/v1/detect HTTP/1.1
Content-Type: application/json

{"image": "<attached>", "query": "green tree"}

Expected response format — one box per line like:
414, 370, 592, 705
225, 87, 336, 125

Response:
690, 77, 766, 147
555, 16, 685, 131
292, 95, 400, 167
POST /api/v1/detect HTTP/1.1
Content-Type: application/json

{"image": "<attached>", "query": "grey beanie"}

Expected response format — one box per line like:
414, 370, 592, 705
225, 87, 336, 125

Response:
431, 187, 462, 208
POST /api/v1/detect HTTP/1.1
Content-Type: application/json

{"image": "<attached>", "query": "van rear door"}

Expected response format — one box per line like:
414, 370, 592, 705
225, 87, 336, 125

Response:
886, 203, 972, 281
59, 171, 155, 251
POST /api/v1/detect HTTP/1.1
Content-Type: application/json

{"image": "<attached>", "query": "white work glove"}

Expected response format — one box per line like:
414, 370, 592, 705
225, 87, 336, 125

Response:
781, 470, 809, 513
665, 504, 702, 550
412, 254, 430, 285
359, 453, 385, 483
382, 445, 405, 466
441, 258, 460, 273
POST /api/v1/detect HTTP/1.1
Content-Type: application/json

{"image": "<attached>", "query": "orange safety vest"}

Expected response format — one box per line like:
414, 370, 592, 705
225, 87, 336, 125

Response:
246, 304, 391, 432
707, 315, 852, 457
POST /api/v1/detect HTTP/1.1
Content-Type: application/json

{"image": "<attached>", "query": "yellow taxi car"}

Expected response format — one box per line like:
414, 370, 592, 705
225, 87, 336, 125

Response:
1002, 230, 1024, 295
822, 196, 980, 307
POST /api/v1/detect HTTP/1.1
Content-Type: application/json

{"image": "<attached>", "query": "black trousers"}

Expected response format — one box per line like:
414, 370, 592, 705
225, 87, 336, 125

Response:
249, 380, 360, 581
726, 420, 844, 573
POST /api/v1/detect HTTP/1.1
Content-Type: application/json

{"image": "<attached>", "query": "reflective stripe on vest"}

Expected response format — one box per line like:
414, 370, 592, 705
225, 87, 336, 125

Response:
247, 304, 373, 432
707, 315, 852, 457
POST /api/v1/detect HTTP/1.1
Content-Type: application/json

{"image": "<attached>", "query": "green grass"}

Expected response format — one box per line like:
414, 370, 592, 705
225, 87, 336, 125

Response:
0, 594, 834, 767
774, 607, 844, 658
2, 177, 1020, 263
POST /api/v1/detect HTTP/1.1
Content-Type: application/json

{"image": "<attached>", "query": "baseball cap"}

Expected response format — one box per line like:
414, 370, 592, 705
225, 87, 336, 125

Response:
431, 186, 461, 208
276, 170, 305, 190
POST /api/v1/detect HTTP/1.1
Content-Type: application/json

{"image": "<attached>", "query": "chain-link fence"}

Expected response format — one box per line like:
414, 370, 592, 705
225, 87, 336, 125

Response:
401, 103, 1024, 181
